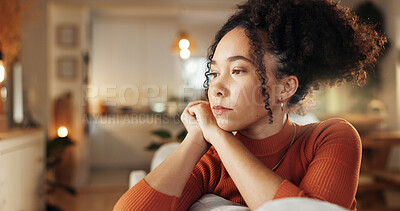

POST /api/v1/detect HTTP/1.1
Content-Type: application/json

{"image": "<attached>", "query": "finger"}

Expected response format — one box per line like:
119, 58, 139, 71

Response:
196, 101, 210, 106
183, 101, 201, 114
186, 100, 210, 109
187, 105, 197, 116
189, 106, 207, 125
187, 100, 206, 107
181, 111, 197, 125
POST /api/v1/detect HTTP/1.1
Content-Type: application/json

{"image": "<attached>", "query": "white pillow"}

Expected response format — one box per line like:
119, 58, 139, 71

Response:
189, 195, 348, 211
189, 194, 250, 211
255, 198, 348, 211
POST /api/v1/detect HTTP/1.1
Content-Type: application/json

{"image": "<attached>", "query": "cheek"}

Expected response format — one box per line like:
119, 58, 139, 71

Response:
253, 87, 266, 107
234, 84, 265, 108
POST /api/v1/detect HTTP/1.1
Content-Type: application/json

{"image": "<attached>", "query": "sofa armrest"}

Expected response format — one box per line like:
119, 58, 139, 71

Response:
150, 142, 180, 171
129, 170, 147, 188
129, 142, 180, 188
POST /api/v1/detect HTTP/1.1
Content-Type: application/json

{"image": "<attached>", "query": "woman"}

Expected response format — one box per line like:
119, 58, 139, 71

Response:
114, 0, 386, 210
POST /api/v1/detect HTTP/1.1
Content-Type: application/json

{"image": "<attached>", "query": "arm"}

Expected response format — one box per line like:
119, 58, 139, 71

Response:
209, 129, 284, 210
114, 134, 208, 211
114, 102, 210, 210
145, 133, 208, 197
188, 102, 284, 210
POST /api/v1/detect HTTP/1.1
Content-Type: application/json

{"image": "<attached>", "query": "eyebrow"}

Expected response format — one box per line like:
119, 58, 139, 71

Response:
211, 55, 254, 65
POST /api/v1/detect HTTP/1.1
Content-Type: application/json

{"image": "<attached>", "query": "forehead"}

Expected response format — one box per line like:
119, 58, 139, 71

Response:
212, 27, 251, 62
212, 27, 278, 76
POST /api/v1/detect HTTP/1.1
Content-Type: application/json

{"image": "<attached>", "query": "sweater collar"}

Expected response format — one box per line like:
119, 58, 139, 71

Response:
236, 118, 295, 156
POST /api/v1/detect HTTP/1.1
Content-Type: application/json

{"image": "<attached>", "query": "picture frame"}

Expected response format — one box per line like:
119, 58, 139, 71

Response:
56, 24, 79, 48
57, 57, 78, 80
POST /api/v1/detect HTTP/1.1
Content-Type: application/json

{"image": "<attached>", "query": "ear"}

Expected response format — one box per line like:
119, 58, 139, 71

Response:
278, 75, 298, 102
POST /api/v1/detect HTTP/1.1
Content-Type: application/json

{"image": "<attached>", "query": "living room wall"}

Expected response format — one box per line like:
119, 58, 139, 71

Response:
20, 0, 400, 185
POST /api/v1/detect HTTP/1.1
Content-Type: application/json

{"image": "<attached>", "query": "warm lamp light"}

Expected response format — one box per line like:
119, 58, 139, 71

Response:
178, 39, 190, 50
0, 65, 5, 83
57, 126, 69, 138
0, 51, 4, 83
0, 49, 5, 119
171, 32, 196, 60
180, 49, 191, 60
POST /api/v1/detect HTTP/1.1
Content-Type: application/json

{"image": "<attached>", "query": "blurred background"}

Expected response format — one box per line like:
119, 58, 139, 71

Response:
1, 0, 400, 210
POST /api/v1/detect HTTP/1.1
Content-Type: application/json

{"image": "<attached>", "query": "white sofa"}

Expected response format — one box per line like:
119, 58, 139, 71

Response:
129, 142, 181, 188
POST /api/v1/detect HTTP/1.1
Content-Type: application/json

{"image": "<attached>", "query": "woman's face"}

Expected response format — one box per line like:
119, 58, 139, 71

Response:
208, 27, 281, 132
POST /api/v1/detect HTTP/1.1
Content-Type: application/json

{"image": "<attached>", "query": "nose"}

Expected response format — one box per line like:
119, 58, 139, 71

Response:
209, 76, 229, 98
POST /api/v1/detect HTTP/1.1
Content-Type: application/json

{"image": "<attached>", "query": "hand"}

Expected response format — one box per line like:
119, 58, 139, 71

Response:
186, 101, 221, 143
181, 101, 210, 151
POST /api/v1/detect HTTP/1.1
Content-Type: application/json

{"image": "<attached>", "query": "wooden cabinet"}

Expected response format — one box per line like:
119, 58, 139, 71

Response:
88, 115, 184, 171
0, 129, 45, 211
358, 131, 400, 210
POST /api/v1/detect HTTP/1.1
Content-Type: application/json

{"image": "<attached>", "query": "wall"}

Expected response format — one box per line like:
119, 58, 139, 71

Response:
87, 6, 227, 171
21, 0, 238, 186
21, 0, 49, 131
375, 0, 400, 131
48, 3, 90, 185
339, 0, 400, 169
90, 14, 181, 112
89, 10, 223, 112
321, 0, 400, 131
20, 0, 400, 185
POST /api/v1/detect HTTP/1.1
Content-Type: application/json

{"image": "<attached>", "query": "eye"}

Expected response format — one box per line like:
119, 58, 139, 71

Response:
207, 72, 219, 80
232, 69, 245, 75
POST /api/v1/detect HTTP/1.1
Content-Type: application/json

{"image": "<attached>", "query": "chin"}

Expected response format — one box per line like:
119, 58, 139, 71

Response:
216, 118, 240, 132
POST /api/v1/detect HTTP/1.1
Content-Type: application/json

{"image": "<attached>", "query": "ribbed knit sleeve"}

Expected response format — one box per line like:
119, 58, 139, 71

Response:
114, 147, 221, 211
273, 118, 361, 211
113, 179, 179, 211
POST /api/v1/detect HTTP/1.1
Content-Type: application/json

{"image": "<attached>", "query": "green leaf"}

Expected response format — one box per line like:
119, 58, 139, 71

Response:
46, 137, 74, 169
146, 142, 162, 151
176, 129, 187, 142
151, 130, 172, 139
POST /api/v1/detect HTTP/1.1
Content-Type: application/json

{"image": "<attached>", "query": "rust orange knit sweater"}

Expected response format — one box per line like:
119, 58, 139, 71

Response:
114, 118, 361, 210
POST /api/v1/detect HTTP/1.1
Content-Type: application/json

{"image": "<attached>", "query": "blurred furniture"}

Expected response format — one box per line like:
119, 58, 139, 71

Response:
89, 114, 183, 171
358, 130, 400, 210
315, 113, 384, 135
0, 129, 45, 211
0, 114, 7, 132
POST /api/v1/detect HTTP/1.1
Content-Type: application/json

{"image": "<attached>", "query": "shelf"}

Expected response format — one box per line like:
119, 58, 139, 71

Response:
362, 131, 400, 148
359, 171, 400, 191
373, 170, 400, 185
358, 131, 400, 210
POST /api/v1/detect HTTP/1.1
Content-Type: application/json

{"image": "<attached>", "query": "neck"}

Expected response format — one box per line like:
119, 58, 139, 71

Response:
239, 112, 288, 140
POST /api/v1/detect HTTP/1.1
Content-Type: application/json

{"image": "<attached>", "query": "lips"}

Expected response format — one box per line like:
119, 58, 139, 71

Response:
212, 105, 233, 115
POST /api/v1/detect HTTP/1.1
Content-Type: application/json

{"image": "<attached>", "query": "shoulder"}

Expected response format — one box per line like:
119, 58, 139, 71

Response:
316, 118, 360, 139
300, 118, 361, 152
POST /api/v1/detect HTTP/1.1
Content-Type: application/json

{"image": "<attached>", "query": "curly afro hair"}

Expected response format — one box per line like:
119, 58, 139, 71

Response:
203, 0, 387, 123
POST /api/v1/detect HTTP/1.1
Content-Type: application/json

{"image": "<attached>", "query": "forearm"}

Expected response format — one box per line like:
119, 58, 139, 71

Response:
145, 133, 209, 197
211, 131, 284, 210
